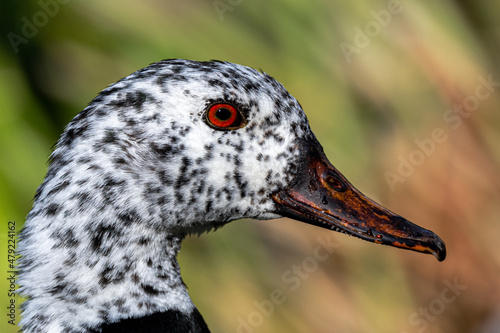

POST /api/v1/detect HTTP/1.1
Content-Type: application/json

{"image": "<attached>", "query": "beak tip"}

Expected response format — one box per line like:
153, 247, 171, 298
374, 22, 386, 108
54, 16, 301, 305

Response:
433, 248, 446, 261
434, 241, 447, 262
428, 233, 446, 261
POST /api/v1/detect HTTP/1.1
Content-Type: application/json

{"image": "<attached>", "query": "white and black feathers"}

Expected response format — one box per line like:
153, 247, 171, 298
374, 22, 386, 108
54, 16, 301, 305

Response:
18, 59, 445, 333
18, 60, 315, 332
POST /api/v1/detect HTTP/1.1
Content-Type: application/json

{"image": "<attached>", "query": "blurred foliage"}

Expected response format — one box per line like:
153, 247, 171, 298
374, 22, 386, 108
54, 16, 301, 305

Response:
1, 0, 500, 332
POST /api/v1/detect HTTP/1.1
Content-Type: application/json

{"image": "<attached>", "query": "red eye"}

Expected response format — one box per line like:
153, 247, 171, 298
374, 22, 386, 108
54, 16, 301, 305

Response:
206, 103, 245, 130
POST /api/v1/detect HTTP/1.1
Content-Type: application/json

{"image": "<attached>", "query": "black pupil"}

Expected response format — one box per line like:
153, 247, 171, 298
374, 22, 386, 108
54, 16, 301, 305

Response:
215, 108, 232, 121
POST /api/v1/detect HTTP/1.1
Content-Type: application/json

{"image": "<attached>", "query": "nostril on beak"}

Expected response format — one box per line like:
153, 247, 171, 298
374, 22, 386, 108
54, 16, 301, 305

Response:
325, 175, 345, 192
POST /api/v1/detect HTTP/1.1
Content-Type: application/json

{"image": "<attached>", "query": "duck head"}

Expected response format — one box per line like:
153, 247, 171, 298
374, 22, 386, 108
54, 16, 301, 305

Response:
84, 59, 442, 260
18, 59, 445, 332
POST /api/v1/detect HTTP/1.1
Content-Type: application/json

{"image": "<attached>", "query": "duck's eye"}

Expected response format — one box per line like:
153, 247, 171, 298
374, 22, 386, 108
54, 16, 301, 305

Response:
205, 103, 245, 130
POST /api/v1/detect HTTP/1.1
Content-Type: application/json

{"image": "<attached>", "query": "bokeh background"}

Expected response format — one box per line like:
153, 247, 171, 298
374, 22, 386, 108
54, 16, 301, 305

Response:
1, 0, 499, 332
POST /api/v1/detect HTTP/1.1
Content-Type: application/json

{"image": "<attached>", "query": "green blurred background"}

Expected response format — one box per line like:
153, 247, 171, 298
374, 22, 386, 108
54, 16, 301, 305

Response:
1, 0, 499, 332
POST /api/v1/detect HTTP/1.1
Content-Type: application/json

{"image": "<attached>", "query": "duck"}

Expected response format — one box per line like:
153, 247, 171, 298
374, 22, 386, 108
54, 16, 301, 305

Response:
17, 59, 446, 333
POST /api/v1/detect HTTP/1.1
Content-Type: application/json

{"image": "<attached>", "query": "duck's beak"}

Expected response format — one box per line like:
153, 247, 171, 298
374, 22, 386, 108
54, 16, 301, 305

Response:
272, 139, 446, 261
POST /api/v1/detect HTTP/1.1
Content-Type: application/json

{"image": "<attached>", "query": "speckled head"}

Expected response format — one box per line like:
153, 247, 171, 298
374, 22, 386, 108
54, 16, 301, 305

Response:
17, 59, 445, 332
46, 60, 315, 232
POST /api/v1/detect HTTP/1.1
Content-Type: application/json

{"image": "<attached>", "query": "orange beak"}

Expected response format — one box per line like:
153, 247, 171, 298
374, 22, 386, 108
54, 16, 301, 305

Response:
272, 139, 446, 261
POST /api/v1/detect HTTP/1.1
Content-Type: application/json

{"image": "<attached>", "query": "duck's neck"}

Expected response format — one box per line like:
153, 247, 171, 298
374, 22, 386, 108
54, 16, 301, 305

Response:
19, 218, 205, 332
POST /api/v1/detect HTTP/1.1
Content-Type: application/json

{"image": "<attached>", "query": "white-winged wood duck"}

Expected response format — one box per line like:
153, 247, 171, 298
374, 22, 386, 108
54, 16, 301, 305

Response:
18, 59, 446, 333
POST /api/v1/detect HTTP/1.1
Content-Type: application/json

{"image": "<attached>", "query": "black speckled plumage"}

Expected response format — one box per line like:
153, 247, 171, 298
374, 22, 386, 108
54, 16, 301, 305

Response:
18, 59, 315, 332
18, 59, 446, 333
